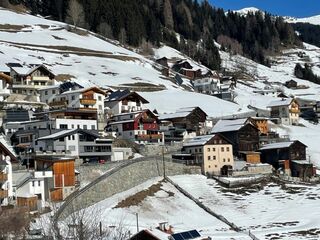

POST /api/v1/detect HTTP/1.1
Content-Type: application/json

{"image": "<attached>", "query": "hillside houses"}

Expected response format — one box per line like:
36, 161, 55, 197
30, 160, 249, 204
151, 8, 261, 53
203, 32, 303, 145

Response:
268, 98, 300, 125
0, 72, 11, 101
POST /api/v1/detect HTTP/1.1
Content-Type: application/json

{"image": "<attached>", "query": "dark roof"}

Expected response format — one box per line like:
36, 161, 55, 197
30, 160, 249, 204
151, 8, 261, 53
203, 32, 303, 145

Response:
6, 63, 23, 68
107, 90, 149, 103
5, 109, 30, 123
60, 81, 83, 93
37, 129, 100, 141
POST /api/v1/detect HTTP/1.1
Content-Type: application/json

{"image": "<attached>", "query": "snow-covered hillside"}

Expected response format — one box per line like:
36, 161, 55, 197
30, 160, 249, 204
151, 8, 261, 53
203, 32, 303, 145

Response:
0, 7, 249, 118
286, 15, 320, 26
234, 7, 262, 16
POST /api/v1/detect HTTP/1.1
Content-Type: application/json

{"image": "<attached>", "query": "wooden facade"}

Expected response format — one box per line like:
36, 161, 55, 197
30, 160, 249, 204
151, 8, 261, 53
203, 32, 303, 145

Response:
259, 141, 307, 169
167, 107, 207, 133
35, 157, 75, 188
219, 123, 260, 156
17, 196, 38, 212
249, 117, 269, 135
285, 80, 297, 89
155, 57, 168, 67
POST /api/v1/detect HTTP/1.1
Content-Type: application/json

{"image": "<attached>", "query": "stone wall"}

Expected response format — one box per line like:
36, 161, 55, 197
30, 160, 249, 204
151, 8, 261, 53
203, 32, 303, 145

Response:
56, 157, 200, 220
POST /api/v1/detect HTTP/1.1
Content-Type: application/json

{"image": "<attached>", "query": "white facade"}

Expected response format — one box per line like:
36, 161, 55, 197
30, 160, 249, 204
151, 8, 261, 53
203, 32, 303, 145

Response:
193, 77, 220, 94
112, 147, 133, 161
0, 78, 11, 101
0, 157, 13, 206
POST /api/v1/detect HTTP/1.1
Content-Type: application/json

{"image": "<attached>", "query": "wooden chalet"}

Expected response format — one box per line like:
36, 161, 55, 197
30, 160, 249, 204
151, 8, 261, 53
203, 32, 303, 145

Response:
159, 107, 207, 134
211, 118, 260, 157
259, 140, 313, 177
172, 60, 193, 72
285, 79, 298, 89
248, 117, 269, 135
178, 68, 202, 80
155, 57, 169, 68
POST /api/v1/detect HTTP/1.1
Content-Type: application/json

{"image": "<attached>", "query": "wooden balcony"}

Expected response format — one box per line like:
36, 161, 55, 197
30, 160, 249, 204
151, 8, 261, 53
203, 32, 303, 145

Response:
0, 190, 8, 198
49, 100, 68, 107
80, 98, 96, 105
136, 134, 162, 141
0, 173, 8, 182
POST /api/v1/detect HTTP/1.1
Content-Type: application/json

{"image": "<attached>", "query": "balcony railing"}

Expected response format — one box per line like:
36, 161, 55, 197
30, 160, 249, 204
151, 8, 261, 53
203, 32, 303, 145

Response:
49, 100, 68, 107
0, 173, 8, 182
136, 134, 162, 141
80, 98, 96, 105
0, 190, 8, 198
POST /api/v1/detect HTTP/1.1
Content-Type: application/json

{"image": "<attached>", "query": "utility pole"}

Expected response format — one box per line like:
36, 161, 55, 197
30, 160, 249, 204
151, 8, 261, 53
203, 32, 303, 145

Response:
135, 213, 139, 233
162, 145, 166, 178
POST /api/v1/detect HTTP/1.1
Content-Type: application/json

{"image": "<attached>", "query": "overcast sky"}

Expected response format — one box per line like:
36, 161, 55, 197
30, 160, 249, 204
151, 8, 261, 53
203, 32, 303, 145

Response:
208, 0, 320, 18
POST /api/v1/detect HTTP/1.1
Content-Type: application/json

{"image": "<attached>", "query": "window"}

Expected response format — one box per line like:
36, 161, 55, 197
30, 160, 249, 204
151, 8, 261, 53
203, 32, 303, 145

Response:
208, 165, 211, 168
83, 125, 87, 130
68, 136, 71, 140
195, 149, 198, 153
59, 137, 65, 142
221, 147, 224, 152
45, 90, 48, 95
199, 148, 202, 153
223, 158, 226, 162
207, 148, 210, 152
72, 135, 75, 140
208, 156, 211, 160
228, 158, 230, 162
38, 181, 41, 186
91, 125, 95, 130
52, 90, 56, 94
32, 181, 35, 187
77, 125, 80, 129
226, 147, 230, 152
98, 96, 102, 101
189, 149, 192, 153
213, 156, 216, 160
72, 95, 75, 100
215, 165, 218, 168
60, 124, 68, 129
213, 148, 216, 152
99, 105, 102, 110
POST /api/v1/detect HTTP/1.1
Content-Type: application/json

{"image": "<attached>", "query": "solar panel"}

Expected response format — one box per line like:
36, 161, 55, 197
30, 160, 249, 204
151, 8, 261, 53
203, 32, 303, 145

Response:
170, 230, 201, 240
189, 230, 201, 238
171, 233, 184, 240
181, 232, 192, 239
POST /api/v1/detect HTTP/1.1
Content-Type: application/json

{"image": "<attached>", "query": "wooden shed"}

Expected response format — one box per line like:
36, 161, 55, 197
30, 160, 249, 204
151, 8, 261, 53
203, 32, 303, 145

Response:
17, 195, 38, 212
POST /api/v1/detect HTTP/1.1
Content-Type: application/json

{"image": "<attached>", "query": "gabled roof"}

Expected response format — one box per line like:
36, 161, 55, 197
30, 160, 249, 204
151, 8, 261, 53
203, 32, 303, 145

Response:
267, 98, 294, 108
60, 86, 106, 96
107, 89, 149, 103
183, 134, 216, 147
159, 107, 207, 120
259, 140, 306, 151
211, 118, 250, 133
9, 64, 55, 77
37, 129, 100, 141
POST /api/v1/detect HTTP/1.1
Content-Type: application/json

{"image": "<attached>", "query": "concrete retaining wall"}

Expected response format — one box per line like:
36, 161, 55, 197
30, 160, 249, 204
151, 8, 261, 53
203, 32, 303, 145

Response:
55, 157, 200, 220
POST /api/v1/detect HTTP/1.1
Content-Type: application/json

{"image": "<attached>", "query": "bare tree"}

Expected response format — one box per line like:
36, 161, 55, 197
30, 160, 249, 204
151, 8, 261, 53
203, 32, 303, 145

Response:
140, 38, 154, 56
163, 0, 174, 29
66, 0, 85, 29
36, 202, 130, 240
0, 207, 30, 239
118, 28, 127, 45
98, 22, 114, 39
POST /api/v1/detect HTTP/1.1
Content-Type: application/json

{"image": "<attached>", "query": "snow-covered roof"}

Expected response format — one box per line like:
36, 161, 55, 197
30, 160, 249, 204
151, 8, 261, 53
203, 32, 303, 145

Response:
291, 160, 312, 165
11, 66, 31, 75
38, 85, 60, 91
159, 107, 201, 120
267, 98, 293, 108
37, 129, 100, 141
211, 118, 248, 133
108, 119, 135, 125
259, 141, 294, 150
183, 134, 216, 147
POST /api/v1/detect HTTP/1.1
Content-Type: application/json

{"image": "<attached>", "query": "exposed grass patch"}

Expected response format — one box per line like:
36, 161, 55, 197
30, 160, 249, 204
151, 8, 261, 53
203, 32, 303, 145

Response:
114, 180, 174, 208
0, 24, 29, 30
55, 74, 75, 81
52, 35, 66, 40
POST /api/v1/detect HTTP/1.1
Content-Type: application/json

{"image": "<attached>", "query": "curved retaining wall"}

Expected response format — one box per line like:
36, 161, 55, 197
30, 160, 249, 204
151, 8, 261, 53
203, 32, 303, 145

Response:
55, 157, 200, 221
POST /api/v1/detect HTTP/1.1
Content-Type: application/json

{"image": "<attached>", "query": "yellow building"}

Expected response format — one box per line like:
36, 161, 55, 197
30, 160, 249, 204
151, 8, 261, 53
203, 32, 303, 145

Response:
183, 134, 234, 176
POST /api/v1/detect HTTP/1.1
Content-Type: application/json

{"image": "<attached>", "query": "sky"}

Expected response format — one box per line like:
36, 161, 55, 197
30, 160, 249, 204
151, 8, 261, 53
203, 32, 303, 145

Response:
209, 0, 320, 18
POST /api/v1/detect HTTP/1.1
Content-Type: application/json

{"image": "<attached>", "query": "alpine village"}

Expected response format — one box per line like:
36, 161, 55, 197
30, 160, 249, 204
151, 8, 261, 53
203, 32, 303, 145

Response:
0, 0, 320, 239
